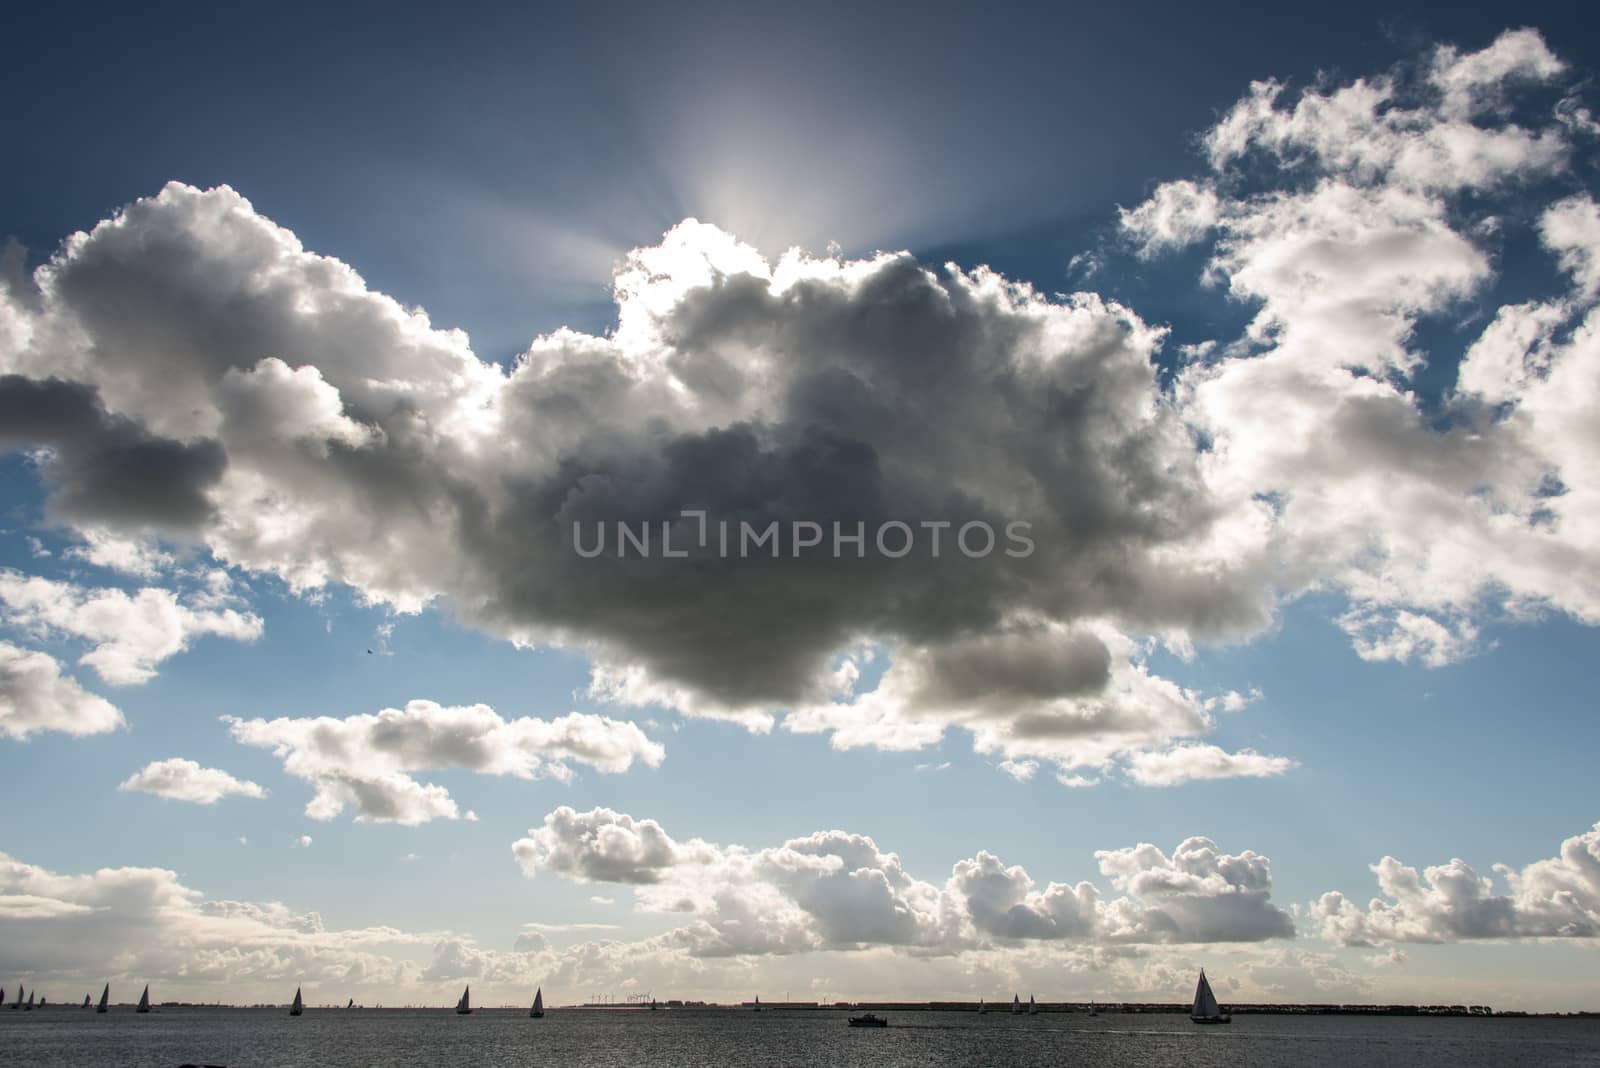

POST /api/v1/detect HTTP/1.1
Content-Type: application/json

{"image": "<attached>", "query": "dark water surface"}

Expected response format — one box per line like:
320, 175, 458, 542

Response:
4, 1007, 1600, 1067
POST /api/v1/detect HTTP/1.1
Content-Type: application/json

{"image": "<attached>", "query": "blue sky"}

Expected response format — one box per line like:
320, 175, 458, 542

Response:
3, 3, 1600, 1011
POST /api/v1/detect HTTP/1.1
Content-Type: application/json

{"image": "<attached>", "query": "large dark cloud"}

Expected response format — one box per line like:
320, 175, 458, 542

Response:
0, 188, 1272, 760
0, 374, 225, 529
450, 249, 1262, 712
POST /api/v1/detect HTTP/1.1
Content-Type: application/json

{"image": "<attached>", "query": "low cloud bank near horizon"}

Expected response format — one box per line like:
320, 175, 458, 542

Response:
4, 814, 1599, 1007
1313, 821, 1600, 945
513, 805, 1297, 955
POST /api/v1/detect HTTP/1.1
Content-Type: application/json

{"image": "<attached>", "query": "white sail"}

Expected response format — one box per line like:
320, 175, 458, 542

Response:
1191, 970, 1221, 1018
136, 985, 150, 1013
1010, 993, 1021, 1014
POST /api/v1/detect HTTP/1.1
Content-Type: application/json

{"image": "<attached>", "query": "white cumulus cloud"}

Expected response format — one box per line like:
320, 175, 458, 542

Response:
227, 700, 664, 825
0, 570, 262, 685
0, 640, 124, 739
1123, 744, 1296, 787
1313, 821, 1600, 945
119, 757, 267, 804
514, 806, 1295, 956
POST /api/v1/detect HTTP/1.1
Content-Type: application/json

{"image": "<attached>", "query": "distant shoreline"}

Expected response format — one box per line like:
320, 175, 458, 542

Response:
27, 1001, 1594, 1019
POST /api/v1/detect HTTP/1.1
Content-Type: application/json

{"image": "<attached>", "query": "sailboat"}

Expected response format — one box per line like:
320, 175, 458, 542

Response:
455, 986, 472, 1015
752, 995, 761, 1012
1088, 1000, 1098, 1017
136, 985, 150, 1013
977, 998, 986, 1015
346, 998, 355, 1009
1190, 969, 1231, 1025
290, 987, 303, 1016
82, 994, 91, 1008
97, 984, 109, 1014
529, 987, 544, 1018
26, 991, 35, 1011
1009, 993, 1021, 1015
1028, 995, 1038, 1016
650, 997, 658, 1011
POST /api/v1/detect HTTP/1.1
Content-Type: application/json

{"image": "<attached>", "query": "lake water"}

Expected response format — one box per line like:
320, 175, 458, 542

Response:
4, 1006, 1600, 1067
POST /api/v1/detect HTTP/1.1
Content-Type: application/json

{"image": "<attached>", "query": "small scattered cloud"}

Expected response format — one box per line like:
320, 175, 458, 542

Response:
119, 758, 267, 804
1124, 744, 1296, 788
998, 759, 1038, 782
0, 641, 124, 739
0, 570, 261, 685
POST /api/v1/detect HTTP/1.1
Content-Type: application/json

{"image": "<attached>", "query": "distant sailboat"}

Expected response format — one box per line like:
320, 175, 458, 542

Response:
136, 985, 150, 1013
26, 991, 35, 1011
1010, 993, 1021, 1015
650, 997, 658, 1011
346, 998, 355, 1009
753, 995, 761, 1012
1088, 1000, 1098, 1017
1190, 969, 1231, 1025
456, 986, 472, 1015
97, 984, 109, 1014
290, 987, 303, 1016
529, 987, 544, 1018
977, 998, 986, 1015
82, 994, 91, 1008
1028, 995, 1038, 1016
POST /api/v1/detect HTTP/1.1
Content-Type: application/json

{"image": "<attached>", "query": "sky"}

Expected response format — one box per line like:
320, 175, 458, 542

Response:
3, 2, 1600, 1012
